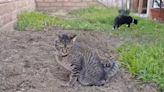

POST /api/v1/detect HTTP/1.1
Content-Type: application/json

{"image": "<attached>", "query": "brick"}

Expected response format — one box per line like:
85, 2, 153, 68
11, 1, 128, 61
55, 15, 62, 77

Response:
37, 7, 58, 12
28, 0, 36, 10
62, 6, 81, 10
68, 0, 81, 2
35, 0, 44, 2
44, 0, 57, 2
36, 2, 50, 7
50, 2, 63, 7
62, 2, 74, 7
63, 2, 87, 7
87, 1, 99, 6
17, 0, 24, 8
57, 0, 69, 1
11, 11, 17, 21
10, 2, 17, 11
35, 0, 102, 11
83, 0, 93, 1
0, 3, 11, 15
76, 2, 88, 7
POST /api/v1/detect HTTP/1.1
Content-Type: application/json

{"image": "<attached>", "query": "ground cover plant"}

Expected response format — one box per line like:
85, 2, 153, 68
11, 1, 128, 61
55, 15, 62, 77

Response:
15, 11, 70, 31
16, 7, 164, 90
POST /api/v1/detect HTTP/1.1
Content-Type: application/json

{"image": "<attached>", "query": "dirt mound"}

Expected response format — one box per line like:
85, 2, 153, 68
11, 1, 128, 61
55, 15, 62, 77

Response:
0, 30, 158, 92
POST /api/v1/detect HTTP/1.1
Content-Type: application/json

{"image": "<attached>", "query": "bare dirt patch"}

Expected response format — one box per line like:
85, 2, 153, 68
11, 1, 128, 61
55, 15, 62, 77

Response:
0, 30, 158, 92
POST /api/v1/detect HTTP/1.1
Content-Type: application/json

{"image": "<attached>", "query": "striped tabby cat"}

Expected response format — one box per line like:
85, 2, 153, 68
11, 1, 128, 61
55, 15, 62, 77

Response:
54, 33, 118, 86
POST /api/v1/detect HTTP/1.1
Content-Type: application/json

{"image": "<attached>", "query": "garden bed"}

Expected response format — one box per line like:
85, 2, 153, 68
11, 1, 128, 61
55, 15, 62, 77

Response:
0, 29, 158, 92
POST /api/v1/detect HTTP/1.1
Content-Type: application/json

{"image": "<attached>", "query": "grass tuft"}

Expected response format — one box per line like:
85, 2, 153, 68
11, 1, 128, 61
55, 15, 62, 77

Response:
15, 11, 70, 31
118, 44, 164, 89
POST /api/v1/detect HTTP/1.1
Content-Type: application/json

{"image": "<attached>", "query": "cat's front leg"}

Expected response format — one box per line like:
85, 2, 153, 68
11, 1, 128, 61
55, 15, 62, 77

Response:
113, 24, 119, 30
128, 24, 131, 27
112, 25, 116, 30
61, 66, 79, 87
60, 74, 78, 87
95, 80, 106, 86
68, 74, 78, 86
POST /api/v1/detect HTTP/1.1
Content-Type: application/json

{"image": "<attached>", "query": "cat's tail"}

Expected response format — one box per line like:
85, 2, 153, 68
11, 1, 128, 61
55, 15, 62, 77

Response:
105, 60, 119, 79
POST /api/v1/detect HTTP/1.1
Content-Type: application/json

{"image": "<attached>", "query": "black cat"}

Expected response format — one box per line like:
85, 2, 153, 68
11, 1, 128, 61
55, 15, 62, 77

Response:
113, 15, 138, 29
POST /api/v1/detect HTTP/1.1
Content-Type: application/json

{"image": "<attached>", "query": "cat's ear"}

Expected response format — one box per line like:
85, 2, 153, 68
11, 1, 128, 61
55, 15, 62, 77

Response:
69, 33, 77, 42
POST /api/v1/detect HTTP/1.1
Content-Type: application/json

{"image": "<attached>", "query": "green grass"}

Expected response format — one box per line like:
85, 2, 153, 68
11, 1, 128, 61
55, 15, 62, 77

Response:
16, 7, 117, 31
16, 7, 164, 90
118, 44, 164, 89
68, 7, 117, 31
15, 11, 70, 31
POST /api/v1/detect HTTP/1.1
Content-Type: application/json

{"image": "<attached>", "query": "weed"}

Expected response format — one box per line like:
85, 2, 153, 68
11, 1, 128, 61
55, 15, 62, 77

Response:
118, 44, 164, 89
15, 11, 69, 31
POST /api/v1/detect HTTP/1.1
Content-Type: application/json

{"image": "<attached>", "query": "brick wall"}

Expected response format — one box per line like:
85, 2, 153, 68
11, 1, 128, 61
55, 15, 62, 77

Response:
0, 0, 35, 31
36, 0, 102, 11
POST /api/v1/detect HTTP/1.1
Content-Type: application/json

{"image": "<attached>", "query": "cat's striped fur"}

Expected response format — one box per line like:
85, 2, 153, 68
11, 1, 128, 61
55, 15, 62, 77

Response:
55, 33, 118, 86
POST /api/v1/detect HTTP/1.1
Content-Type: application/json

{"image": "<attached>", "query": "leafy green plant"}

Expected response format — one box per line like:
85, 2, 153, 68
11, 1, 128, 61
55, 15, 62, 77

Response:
118, 44, 164, 89
15, 11, 69, 31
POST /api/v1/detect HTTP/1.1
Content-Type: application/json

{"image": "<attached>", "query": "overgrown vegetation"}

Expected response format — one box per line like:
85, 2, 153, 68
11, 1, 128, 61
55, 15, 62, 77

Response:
16, 7, 117, 31
16, 7, 164, 90
15, 12, 70, 31
118, 44, 164, 89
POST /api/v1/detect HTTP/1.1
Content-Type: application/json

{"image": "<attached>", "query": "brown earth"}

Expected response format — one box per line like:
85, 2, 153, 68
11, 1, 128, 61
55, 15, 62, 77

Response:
0, 29, 158, 92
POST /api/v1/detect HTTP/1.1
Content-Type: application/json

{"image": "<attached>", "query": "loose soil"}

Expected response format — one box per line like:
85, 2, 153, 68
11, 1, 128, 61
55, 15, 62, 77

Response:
0, 29, 158, 92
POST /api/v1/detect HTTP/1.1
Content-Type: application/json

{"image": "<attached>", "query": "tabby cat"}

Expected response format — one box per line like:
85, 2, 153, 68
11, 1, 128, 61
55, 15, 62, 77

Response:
54, 32, 118, 86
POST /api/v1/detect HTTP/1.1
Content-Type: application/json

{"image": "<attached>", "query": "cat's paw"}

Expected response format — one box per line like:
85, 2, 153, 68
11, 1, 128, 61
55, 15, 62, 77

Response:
60, 81, 78, 87
60, 83, 70, 87
98, 80, 106, 86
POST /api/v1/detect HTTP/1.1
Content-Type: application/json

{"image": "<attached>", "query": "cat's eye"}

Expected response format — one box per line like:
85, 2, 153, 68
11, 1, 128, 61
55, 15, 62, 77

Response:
104, 63, 111, 67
